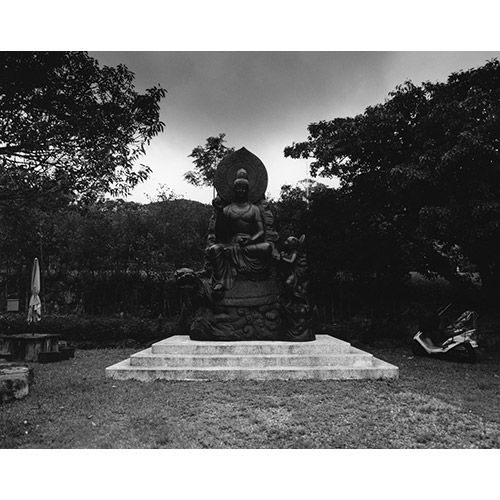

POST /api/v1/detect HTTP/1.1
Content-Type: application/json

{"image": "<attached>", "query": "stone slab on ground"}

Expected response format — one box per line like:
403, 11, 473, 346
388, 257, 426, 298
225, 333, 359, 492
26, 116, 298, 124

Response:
0, 363, 33, 402
106, 335, 399, 381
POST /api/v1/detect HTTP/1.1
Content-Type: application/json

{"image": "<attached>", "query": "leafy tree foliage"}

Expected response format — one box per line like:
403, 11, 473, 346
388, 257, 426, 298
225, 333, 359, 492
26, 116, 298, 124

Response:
285, 59, 500, 295
147, 184, 182, 203
184, 133, 235, 187
273, 179, 327, 239
57, 199, 211, 272
0, 52, 166, 204
0, 197, 212, 314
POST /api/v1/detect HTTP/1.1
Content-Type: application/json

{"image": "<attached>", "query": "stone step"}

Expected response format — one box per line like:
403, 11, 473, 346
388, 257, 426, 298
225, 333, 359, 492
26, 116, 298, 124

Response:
129, 350, 375, 368
106, 358, 398, 381
151, 336, 352, 356
106, 335, 399, 381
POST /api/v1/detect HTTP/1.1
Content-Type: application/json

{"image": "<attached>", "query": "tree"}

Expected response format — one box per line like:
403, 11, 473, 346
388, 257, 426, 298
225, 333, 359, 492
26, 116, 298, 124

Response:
274, 179, 327, 239
0, 195, 213, 315
0, 52, 166, 205
285, 59, 500, 295
184, 133, 235, 187
146, 184, 183, 203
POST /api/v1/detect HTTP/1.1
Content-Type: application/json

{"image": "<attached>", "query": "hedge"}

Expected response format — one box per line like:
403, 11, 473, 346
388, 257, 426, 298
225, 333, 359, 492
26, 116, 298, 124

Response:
0, 313, 178, 349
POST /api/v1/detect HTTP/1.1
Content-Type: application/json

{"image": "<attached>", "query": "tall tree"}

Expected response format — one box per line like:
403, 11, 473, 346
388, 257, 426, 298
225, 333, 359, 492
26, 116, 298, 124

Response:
285, 59, 500, 295
274, 179, 327, 239
184, 133, 234, 187
0, 52, 166, 205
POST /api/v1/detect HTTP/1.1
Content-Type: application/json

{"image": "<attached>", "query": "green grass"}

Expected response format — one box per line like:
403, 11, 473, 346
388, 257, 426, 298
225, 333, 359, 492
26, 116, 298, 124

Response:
1, 346, 500, 448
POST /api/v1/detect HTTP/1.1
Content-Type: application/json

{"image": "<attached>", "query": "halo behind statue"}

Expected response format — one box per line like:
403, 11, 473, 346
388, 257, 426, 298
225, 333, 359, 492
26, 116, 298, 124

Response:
214, 147, 268, 203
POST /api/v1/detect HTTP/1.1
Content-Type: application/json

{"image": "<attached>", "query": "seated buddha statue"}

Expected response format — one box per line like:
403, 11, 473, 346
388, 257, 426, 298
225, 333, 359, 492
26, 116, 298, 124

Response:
207, 168, 273, 292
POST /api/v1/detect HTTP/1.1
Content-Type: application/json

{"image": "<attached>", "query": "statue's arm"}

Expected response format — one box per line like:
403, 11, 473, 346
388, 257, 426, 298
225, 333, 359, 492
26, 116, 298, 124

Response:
281, 252, 297, 264
209, 197, 225, 243
248, 206, 265, 244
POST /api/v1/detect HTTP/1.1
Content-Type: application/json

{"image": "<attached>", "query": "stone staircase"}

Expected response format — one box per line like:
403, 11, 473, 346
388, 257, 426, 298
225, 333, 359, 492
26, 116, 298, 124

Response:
106, 335, 398, 381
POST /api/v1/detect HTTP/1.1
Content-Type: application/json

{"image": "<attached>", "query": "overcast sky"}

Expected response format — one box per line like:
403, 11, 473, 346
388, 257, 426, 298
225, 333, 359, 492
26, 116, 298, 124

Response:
89, 51, 500, 204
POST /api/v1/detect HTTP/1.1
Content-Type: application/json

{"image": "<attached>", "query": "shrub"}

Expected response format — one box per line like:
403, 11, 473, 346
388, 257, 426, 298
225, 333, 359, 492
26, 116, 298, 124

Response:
0, 313, 176, 348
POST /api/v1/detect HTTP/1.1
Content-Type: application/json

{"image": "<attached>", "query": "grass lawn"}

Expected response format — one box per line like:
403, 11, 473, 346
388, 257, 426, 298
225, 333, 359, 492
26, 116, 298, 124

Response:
1, 344, 500, 448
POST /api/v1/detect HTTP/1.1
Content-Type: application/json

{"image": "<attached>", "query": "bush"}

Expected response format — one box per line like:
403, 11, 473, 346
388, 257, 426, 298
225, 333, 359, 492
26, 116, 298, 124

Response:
0, 313, 176, 349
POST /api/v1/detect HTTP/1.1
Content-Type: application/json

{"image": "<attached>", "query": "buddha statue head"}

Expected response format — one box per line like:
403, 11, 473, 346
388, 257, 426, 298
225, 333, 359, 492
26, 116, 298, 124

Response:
233, 168, 250, 202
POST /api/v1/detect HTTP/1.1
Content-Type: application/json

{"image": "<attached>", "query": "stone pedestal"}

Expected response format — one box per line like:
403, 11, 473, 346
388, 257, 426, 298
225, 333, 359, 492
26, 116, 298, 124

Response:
106, 335, 399, 381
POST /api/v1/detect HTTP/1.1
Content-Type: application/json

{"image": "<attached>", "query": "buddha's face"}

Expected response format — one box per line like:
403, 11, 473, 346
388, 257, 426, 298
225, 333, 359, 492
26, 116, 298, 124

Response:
233, 180, 249, 201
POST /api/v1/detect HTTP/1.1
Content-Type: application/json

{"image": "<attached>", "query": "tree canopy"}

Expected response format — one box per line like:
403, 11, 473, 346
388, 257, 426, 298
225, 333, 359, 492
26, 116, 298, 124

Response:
0, 196, 212, 316
0, 52, 166, 205
273, 179, 327, 239
285, 59, 500, 294
184, 133, 235, 187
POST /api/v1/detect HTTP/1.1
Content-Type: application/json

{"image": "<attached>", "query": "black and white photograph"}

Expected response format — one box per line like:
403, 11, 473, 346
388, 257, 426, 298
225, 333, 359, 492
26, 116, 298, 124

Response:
1, 3, 499, 498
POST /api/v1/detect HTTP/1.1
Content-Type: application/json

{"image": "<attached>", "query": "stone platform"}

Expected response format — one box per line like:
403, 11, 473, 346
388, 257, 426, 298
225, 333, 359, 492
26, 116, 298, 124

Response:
105, 335, 398, 381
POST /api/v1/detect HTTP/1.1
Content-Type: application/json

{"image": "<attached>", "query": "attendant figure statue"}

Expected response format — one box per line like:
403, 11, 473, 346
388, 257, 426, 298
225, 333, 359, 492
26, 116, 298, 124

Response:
280, 235, 307, 301
207, 168, 273, 292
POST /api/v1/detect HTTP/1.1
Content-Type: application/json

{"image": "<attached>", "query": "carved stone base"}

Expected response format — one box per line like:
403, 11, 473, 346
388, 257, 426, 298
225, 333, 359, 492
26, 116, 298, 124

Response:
189, 303, 280, 341
188, 302, 315, 342
175, 268, 315, 342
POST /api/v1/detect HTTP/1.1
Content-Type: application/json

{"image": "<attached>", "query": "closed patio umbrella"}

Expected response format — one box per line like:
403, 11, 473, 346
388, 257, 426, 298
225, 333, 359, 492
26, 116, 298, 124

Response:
27, 257, 41, 323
